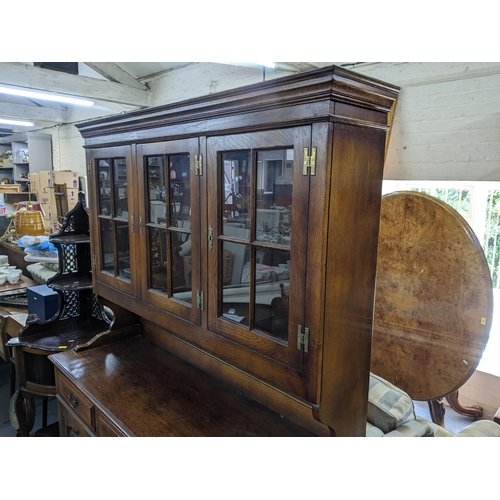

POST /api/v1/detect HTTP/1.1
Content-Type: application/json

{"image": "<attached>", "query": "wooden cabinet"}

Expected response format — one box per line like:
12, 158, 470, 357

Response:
76, 65, 399, 436
50, 333, 314, 437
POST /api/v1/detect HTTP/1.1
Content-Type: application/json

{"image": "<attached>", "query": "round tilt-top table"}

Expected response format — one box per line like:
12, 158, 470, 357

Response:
371, 191, 493, 425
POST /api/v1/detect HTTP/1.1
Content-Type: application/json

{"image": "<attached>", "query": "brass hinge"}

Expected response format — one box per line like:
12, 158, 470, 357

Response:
195, 154, 203, 176
87, 161, 92, 176
297, 325, 309, 353
197, 290, 204, 310
93, 254, 97, 269
130, 213, 135, 233
303, 147, 317, 176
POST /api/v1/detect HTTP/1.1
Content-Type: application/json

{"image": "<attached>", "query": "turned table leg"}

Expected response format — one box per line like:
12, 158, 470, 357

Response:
13, 391, 36, 437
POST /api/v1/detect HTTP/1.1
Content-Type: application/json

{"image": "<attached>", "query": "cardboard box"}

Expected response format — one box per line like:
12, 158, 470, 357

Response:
29, 172, 40, 194
223, 250, 233, 285
45, 220, 61, 235
52, 170, 79, 189
39, 188, 57, 206
41, 203, 58, 222
66, 188, 78, 208
38, 171, 53, 189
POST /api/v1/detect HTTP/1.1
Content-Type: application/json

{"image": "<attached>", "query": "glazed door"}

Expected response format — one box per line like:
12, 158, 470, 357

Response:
207, 127, 311, 371
136, 139, 201, 324
87, 146, 137, 296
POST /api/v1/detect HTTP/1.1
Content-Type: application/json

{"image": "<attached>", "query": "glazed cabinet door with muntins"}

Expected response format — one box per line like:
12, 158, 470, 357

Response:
136, 139, 202, 325
87, 146, 137, 297
207, 127, 312, 372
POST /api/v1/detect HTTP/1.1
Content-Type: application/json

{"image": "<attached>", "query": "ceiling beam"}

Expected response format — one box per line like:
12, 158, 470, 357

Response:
276, 62, 325, 71
0, 63, 149, 108
0, 99, 69, 123
84, 62, 149, 90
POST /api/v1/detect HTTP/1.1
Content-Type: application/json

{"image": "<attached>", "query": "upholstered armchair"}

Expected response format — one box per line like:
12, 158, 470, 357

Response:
366, 373, 500, 437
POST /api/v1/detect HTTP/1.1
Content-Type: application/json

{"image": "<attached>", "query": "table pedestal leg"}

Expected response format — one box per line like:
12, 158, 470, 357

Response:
428, 399, 446, 428
445, 390, 483, 420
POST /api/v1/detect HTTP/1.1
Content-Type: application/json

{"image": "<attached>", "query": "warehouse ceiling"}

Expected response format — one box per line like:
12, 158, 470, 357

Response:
0, 62, 335, 137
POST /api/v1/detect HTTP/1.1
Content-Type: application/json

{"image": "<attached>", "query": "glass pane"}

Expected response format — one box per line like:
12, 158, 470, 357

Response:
253, 248, 290, 340
222, 152, 251, 235
148, 226, 167, 292
147, 156, 167, 224
256, 149, 293, 245
169, 154, 191, 227
113, 158, 128, 218
173, 232, 192, 304
98, 159, 111, 216
222, 241, 249, 326
116, 221, 130, 280
100, 218, 114, 273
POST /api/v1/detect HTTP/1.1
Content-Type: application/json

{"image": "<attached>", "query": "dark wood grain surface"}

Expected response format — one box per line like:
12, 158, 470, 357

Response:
77, 65, 399, 436
50, 334, 315, 437
372, 191, 493, 400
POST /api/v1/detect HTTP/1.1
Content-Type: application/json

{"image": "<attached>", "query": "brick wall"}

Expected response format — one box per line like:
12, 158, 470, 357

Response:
349, 62, 500, 181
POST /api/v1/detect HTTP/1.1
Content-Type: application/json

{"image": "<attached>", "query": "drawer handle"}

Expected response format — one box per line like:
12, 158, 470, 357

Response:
68, 392, 79, 409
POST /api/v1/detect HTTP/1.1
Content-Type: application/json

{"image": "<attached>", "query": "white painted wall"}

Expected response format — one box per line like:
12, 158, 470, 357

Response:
147, 62, 292, 106
348, 62, 500, 181
46, 62, 500, 183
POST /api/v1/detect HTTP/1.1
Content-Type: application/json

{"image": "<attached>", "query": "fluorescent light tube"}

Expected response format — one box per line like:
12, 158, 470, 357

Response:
0, 118, 34, 127
0, 86, 94, 107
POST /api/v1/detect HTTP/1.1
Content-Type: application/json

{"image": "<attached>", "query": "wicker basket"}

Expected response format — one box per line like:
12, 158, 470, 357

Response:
15, 210, 45, 237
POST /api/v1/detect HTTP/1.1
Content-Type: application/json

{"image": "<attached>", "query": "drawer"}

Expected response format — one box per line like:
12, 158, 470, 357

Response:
58, 400, 94, 437
97, 410, 127, 437
55, 369, 95, 431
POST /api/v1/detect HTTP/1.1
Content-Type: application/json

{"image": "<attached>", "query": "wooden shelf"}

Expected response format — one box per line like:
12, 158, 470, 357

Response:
50, 234, 90, 245
49, 275, 93, 291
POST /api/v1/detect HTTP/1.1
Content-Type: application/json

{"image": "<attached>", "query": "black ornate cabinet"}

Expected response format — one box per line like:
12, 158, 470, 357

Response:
8, 193, 114, 436
76, 66, 399, 436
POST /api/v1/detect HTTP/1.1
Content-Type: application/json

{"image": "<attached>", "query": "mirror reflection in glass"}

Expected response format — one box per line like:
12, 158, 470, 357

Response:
116, 221, 131, 280
222, 242, 250, 326
113, 158, 128, 219
100, 218, 113, 274
256, 149, 293, 246
222, 152, 251, 235
172, 232, 192, 303
252, 248, 290, 340
149, 226, 167, 292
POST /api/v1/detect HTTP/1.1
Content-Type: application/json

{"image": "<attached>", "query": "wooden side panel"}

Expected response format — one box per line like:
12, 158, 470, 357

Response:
318, 123, 387, 436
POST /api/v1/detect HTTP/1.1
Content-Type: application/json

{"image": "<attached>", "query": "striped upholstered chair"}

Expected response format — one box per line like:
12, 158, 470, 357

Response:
366, 372, 500, 437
